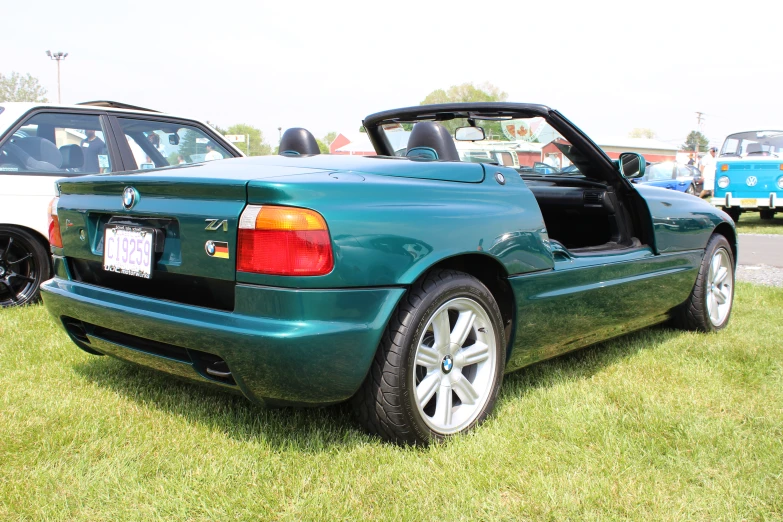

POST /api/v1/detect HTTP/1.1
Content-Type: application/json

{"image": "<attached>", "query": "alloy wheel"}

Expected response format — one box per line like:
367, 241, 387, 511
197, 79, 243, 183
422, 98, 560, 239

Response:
705, 247, 733, 327
412, 297, 497, 434
0, 234, 39, 307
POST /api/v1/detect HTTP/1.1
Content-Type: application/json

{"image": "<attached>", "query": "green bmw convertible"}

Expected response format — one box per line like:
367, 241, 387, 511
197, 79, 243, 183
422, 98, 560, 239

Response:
40, 103, 737, 444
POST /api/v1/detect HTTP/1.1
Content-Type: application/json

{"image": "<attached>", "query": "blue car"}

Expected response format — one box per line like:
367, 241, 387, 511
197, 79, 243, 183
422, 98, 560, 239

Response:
633, 161, 698, 195
713, 130, 783, 222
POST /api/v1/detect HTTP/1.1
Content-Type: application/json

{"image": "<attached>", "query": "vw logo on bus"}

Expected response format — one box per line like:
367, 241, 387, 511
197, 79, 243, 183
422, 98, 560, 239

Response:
122, 187, 139, 210
746, 176, 758, 187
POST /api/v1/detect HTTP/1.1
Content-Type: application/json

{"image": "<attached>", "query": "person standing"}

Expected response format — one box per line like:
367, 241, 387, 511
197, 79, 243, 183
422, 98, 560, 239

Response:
80, 129, 106, 173
699, 147, 718, 199
204, 142, 223, 161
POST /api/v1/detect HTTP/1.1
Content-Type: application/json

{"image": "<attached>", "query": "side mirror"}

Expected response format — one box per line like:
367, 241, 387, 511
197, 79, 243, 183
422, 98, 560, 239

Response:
169, 133, 180, 146
455, 126, 485, 141
618, 152, 645, 179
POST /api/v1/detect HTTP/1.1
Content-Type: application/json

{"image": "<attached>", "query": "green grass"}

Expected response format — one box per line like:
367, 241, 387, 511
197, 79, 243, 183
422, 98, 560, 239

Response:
735, 213, 783, 235
1, 284, 782, 521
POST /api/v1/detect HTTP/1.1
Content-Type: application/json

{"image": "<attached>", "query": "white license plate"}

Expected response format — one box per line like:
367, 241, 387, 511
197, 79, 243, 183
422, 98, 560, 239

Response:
103, 225, 155, 279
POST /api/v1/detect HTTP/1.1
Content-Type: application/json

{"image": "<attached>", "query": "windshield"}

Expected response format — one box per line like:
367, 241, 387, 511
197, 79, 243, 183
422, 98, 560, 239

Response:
644, 162, 676, 181
720, 130, 783, 157
381, 116, 585, 176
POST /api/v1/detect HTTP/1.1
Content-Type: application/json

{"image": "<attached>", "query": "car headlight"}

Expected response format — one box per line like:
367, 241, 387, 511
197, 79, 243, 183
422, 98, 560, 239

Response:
718, 176, 730, 189
778, 177, 783, 190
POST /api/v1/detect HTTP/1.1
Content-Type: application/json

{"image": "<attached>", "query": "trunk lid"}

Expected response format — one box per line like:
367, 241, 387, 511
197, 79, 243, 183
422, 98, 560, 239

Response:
57, 174, 247, 283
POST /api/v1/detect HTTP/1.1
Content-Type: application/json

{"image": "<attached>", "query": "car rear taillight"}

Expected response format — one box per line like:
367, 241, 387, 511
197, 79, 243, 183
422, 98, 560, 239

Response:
237, 205, 333, 276
48, 197, 62, 248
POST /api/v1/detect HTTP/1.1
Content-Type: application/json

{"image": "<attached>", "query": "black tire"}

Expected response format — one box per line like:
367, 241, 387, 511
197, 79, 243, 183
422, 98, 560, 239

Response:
759, 209, 775, 220
673, 234, 735, 332
0, 226, 52, 307
725, 207, 741, 224
353, 269, 506, 445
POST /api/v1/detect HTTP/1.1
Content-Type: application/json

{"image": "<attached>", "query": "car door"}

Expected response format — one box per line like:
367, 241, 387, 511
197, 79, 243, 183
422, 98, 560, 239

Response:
506, 123, 702, 371
0, 109, 121, 241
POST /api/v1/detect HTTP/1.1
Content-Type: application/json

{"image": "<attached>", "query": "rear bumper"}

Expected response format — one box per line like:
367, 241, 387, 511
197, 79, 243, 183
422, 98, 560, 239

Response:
711, 192, 781, 209
41, 271, 405, 406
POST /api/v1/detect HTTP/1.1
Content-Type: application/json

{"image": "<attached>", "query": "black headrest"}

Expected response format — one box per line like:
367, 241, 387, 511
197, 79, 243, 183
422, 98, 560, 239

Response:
14, 136, 62, 168
406, 122, 459, 162
59, 144, 84, 169
279, 128, 320, 156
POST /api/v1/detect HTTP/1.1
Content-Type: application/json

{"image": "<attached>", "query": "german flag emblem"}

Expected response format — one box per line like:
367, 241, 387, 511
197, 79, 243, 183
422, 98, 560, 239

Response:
205, 240, 229, 259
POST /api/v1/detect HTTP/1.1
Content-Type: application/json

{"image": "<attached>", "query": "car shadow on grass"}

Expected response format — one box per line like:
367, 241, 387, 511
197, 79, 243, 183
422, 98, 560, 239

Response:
71, 324, 681, 450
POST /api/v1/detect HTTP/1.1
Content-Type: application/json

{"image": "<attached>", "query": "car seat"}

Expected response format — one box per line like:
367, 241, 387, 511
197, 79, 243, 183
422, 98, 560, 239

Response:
59, 144, 85, 171
405, 122, 459, 161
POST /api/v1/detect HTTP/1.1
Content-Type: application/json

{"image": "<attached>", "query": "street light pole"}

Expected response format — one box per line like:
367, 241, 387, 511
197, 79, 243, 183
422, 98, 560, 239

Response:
46, 50, 68, 103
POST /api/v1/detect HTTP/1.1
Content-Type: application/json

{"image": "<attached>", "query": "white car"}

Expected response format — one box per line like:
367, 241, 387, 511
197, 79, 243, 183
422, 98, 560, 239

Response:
0, 101, 244, 307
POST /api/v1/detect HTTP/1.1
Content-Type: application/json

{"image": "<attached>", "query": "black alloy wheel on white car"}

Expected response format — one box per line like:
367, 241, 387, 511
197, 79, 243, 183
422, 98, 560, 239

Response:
354, 269, 506, 445
0, 226, 51, 307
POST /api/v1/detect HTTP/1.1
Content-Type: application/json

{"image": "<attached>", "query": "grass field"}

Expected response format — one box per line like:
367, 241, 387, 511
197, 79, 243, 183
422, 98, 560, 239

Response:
1, 284, 782, 521
735, 213, 783, 235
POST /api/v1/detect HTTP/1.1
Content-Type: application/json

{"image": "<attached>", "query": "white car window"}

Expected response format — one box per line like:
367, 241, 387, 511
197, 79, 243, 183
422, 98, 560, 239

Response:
116, 118, 230, 170
0, 112, 112, 175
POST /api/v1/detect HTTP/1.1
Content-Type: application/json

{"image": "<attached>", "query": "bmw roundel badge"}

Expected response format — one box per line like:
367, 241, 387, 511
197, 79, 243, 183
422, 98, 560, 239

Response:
441, 354, 454, 374
122, 187, 139, 210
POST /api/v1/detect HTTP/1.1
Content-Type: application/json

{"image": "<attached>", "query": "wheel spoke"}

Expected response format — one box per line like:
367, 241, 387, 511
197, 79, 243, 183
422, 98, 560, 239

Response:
452, 375, 479, 406
454, 341, 489, 367
9, 273, 35, 283
709, 295, 721, 323
0, 280, 19, 303
719, 286, 731, 305
434, 383, 452, 426
416, 372, 440, 408
450, 310, 476, 347
415, 346, 440, 368
6, 254, 32, 265
714, 288, 727, 305
431, 310, 451, 351
710, 254, 721, 280
713, 266, 728, 285
0, 237, 11, 262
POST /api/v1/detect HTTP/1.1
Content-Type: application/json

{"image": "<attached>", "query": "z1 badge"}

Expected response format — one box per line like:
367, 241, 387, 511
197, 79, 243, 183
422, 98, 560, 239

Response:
205, 241, 229, 259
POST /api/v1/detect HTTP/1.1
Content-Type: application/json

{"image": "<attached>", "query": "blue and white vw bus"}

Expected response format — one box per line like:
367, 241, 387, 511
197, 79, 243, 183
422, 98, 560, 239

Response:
712, 130, 783, 222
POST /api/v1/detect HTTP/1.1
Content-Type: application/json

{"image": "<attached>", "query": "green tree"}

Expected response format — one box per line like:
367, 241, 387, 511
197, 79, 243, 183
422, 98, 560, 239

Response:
0, 72, 48, 102
225, 123, 271, 156
419, 82, 508, 137
420, 82, 508, 105
682, 131, 709, 152
318, 132, 338, 154
628, 128, 657, 139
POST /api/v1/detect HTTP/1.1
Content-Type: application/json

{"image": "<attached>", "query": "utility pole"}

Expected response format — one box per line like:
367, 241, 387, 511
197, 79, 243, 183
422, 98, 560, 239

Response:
46, 50, 68, 104
695, 112, 705, 155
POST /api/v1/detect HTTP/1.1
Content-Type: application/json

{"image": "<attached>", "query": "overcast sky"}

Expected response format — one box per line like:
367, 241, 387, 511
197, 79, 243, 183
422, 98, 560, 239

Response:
4, 0, 783, 148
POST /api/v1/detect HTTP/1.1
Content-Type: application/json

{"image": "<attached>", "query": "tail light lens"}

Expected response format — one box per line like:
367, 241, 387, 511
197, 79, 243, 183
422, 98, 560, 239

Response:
48, 197, 62, 248
237, 205, 333, 276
